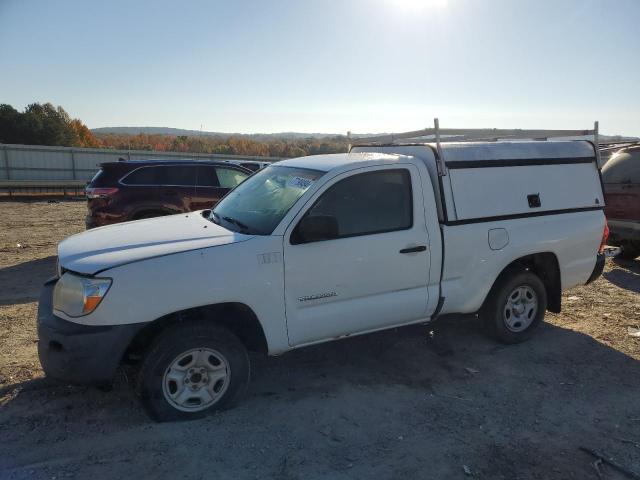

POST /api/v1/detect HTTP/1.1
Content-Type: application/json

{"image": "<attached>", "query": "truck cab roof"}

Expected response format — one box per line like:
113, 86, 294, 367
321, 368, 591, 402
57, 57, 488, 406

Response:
276, 152, 404, 172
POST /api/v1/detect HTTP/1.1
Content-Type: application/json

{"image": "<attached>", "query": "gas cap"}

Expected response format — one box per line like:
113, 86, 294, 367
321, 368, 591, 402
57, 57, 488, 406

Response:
488, 228, 509, 251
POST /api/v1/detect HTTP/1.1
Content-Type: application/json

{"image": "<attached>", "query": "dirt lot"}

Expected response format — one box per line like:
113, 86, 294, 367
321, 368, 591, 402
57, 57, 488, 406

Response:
0, 200, 639, 480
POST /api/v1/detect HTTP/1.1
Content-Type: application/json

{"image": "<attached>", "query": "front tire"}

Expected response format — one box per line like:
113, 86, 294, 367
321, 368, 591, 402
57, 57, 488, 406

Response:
481, 269, 547, 344
137, 322, 250, 422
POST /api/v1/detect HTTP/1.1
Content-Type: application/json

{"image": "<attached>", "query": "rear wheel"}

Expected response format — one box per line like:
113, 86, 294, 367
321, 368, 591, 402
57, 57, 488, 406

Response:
481, 269, 547, 344
137, 322, 250, 422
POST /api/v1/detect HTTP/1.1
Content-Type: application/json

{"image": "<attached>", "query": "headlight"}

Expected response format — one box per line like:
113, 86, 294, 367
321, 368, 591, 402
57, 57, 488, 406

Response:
53, 273, 112, 317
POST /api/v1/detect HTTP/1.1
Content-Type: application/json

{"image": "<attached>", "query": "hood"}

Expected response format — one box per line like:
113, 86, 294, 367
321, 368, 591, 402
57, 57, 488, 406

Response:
58, 212, 253, 275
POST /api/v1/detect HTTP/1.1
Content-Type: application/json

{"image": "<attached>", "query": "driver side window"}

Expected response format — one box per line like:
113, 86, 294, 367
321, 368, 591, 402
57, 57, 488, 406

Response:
291, 169, 413, 244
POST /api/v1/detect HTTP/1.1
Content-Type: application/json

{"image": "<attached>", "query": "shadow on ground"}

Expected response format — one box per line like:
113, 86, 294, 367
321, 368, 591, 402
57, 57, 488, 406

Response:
0, 256, 55, 305
604, 258, 640, 294
1, 317, 639, 480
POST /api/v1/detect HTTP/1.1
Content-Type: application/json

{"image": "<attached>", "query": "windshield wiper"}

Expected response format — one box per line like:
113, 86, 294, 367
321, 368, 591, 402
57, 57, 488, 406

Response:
209, 211, 221, 225
211, 211, 260, 234
222, 215, 251, 232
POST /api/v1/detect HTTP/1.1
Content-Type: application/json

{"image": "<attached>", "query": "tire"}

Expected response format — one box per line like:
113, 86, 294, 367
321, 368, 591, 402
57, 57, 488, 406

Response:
619, 243, 640, 260
137, 322, 250, 422
481, 269, 547, 344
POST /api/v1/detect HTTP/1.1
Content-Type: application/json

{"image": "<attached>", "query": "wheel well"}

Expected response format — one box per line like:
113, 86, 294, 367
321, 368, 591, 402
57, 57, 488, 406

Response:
124, 303, 268, 363
491, 253, 562, 313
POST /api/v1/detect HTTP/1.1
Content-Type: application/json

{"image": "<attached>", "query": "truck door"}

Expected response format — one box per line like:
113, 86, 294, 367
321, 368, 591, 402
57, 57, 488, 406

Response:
283, 165, 431, 347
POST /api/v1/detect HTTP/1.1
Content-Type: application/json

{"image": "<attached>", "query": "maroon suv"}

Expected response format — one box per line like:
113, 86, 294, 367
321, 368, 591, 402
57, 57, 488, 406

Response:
602, 144, 640, 259
85, 160, 252, 229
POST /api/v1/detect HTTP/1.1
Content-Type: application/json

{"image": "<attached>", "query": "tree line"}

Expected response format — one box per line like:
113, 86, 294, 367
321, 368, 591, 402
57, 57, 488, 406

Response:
0, 103, 101, 148
0, 102, 349, 158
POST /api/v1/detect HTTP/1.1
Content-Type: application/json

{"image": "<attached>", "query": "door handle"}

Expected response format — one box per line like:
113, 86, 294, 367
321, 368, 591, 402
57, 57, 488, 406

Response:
399, 245, 427, 254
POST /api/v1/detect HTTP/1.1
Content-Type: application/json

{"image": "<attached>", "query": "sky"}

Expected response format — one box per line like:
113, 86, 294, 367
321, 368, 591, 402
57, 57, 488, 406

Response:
1, 0, 639, 135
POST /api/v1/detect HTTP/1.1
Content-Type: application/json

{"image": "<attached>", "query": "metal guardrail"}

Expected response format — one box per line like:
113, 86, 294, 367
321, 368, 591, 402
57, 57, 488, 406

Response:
0, 180, 88, 197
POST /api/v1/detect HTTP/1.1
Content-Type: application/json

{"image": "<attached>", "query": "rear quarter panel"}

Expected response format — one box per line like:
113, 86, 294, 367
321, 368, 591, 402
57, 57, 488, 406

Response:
439, 210, 605, 315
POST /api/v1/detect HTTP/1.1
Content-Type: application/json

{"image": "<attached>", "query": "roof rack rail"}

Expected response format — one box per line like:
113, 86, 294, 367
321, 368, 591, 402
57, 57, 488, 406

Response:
599, 141, 640, 152
348, 118, 601, 175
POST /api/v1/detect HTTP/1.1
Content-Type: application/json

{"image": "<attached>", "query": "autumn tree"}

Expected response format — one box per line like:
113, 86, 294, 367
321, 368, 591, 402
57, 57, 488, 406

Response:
69, 119, 102, 148
0, 101, 351, 156
0, 102, 102, 148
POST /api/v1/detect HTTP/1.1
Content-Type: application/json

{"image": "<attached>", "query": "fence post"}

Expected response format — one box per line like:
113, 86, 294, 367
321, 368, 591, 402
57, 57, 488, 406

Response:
70, 149, 77, 180
2, 146, 10, 180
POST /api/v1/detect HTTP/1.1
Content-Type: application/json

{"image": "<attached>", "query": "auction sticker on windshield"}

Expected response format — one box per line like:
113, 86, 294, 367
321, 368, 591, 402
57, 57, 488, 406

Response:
287, 176, 314, 189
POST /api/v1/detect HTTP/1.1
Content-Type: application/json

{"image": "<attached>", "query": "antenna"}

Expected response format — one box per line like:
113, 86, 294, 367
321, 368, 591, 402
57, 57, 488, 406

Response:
594, 121, 602, 168
434, 118, 446, 176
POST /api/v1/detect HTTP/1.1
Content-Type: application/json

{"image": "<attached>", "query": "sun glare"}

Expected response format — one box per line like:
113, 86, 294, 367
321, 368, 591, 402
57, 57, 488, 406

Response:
388, 0, 449, 12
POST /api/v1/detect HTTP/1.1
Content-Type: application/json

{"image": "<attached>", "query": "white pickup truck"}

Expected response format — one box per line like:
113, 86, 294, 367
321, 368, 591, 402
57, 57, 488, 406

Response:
38, 125, 608, 421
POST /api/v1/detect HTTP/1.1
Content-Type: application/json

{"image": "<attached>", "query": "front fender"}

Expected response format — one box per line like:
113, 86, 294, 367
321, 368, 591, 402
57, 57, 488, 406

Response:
55, 237, 289, 355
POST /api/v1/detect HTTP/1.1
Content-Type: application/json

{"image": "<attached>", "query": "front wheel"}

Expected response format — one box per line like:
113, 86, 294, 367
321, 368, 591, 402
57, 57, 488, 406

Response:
137, 322, 250, 422
481, 269, 547, 344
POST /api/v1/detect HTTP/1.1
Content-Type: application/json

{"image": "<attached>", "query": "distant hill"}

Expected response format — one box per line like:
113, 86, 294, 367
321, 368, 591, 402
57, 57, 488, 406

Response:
91, 126, 638, 144
595, 134, 640, 144
91, 127, 343, 140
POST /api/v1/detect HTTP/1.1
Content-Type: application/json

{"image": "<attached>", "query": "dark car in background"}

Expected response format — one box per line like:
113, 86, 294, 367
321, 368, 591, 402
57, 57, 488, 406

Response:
85, 160, 252, 228
602, 144, 640, 259
225, 160, 271, 172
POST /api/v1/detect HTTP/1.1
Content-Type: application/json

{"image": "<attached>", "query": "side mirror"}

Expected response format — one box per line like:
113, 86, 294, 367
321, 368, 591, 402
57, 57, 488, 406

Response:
292, 215, 339, 244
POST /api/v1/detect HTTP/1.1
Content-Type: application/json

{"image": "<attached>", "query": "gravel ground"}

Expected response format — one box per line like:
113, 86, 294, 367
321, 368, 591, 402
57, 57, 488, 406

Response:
0, 200, 639, 480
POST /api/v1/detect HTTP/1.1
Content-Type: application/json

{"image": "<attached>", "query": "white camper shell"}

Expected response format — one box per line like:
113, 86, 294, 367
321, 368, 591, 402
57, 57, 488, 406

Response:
353, 141, 604, 224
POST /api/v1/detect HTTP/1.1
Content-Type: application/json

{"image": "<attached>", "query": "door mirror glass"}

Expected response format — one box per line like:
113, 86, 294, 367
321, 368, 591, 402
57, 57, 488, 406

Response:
293, 215, 339, 244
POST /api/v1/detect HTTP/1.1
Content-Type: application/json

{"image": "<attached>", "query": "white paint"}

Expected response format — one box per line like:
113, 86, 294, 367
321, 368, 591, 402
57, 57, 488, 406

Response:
438, 210, 603, 315
448, 163, 603, 220
282, 163, 432, 347
58, 212, 252, 275
488, 228, 509, 251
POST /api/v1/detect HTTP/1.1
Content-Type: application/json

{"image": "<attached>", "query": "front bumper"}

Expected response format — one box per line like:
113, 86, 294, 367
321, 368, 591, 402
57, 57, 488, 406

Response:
37, 279, 147, 385
585, 253, 606, 285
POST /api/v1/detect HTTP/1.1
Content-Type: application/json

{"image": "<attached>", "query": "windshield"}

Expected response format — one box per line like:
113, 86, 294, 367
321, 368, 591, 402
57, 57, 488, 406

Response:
211, 165, 324, 235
